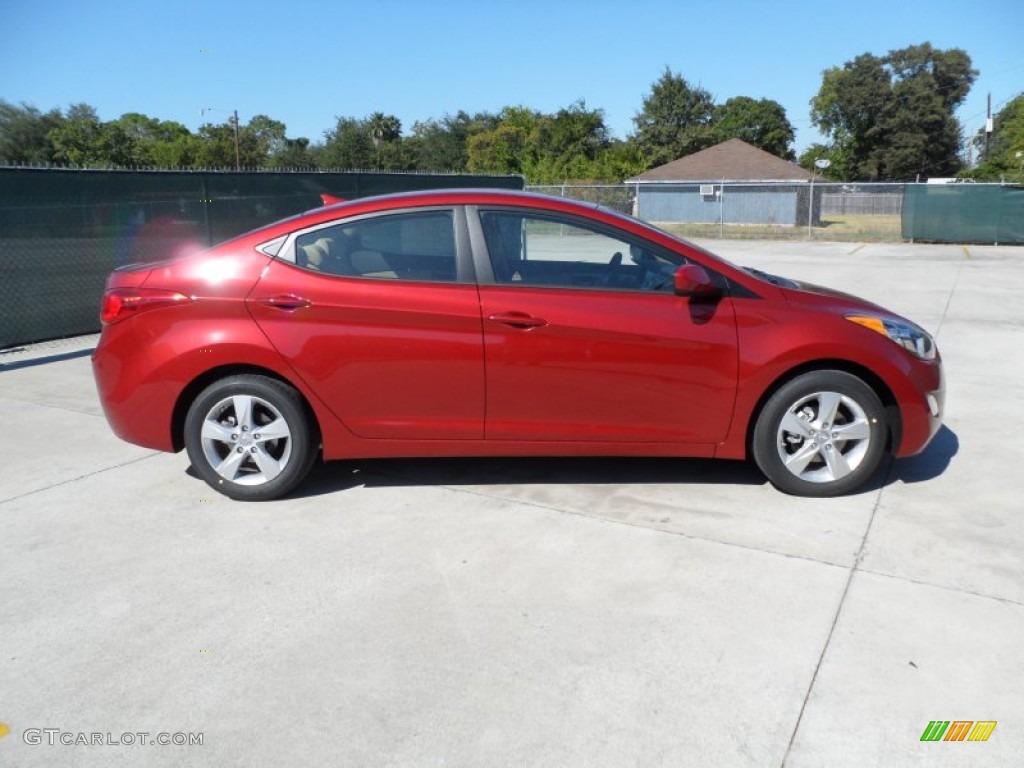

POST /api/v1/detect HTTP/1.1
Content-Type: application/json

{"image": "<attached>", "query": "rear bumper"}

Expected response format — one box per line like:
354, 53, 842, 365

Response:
92, 324, 179, 452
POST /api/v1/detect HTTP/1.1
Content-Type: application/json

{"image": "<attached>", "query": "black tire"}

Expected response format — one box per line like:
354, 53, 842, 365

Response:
184, 375, 318, 501
752, 370, 887, 497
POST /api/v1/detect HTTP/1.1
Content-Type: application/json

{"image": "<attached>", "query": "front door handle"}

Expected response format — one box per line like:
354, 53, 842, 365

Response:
255, 294, 312, 311
487, 311, 548, 329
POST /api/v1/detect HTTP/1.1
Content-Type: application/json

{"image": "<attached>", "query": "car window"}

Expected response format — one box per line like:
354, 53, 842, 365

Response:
294, 210, 457, 281
479, 210, 683, 291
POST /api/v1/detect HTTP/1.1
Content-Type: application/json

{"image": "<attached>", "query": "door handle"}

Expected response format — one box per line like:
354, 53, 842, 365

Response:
255, 294, 312, 311
487, 312, 548, 329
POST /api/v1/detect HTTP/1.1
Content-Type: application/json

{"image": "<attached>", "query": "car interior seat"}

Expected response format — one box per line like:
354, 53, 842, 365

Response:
298, 241, 328, 271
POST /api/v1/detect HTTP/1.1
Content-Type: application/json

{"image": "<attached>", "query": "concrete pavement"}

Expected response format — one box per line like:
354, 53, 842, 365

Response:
1, 240, 1022, 767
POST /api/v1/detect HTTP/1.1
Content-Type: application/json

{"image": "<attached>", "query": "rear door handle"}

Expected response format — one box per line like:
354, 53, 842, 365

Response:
487, 312, 548, 329
255, 294, 312, 311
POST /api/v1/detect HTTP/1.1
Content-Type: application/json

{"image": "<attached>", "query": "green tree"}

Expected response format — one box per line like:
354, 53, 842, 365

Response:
408, 111, 495, 171
48, 102, 104, 165
320, 116, 376, 169
467, 123, 530, 175
594, 140, 647, 182
526, 100, 611, 182
0, 101, 65, 164
195, 114, 276, 168
811, 43, 977, 180
196, 121, 241, 168
466, 106, 539, 175
797, 143, 846, 180
146, 121, 199, 168
112, 113, 198, 167
965, 93, 1024, 180
632, 68, 716, 167
246, 114, 288, 160
368, 112, 401, 146
713, 96, 795, 160
48, 103, 132, 166
268, 136, 318, 169
112, 112, 161, 165
463, 102, 645, 182
367, 112, 407, 169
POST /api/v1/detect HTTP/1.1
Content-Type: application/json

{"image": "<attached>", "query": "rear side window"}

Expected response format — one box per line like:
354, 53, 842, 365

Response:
295, 210, 456, 281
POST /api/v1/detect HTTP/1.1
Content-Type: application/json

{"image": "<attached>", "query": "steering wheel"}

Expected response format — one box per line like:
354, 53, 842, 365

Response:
643, 268, 675, 291
600, 251, 624, 287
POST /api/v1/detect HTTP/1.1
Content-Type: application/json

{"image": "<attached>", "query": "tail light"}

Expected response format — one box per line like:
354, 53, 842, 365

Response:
100, 288, 191, 324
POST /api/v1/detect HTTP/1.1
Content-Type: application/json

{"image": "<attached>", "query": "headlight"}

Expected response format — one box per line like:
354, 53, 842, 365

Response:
846, 315, 937, 360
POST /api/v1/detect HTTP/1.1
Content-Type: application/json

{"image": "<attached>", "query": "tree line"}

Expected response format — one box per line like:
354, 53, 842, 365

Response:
2, 43, 1018, 183
0, 92, 794, 184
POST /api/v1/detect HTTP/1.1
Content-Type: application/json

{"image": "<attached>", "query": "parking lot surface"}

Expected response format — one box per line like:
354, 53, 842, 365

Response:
2, 239, 1022, 767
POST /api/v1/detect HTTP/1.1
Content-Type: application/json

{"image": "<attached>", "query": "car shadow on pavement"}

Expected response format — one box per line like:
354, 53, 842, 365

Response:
0, 347, 94, 371
291, 455, 769, 499
888, 424, 959, 484
185, 425, 957, 500
291, 424, 959, 499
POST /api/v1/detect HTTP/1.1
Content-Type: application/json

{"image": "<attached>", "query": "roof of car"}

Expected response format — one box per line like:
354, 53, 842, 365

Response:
317, 187, 603, 212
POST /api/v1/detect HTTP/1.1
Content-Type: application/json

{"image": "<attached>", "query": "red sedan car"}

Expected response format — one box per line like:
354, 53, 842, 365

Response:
92, 189, 944, 500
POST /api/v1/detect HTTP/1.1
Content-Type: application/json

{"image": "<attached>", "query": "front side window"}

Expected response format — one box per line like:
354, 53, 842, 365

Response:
294, 210, 456, 281
479, 210, 682, 291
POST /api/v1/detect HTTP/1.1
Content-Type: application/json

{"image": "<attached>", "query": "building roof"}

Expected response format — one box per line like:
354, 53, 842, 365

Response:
628, 138, 814, 183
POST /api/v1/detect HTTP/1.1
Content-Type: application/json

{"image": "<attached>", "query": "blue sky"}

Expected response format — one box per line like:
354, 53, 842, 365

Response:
3, 0, 1022, 157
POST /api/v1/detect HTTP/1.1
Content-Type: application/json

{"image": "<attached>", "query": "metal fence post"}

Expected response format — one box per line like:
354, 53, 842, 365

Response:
807, 176, 815, 239
719, 180, 725, 239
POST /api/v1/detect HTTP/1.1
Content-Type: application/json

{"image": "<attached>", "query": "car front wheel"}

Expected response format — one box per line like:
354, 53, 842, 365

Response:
752, 370, 887, 497
184, 375, 318, 501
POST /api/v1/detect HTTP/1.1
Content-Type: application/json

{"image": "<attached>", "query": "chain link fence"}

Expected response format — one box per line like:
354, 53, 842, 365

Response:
527, 184, 636, 215
528, 181, 1024, 245
530, 182, 907, 242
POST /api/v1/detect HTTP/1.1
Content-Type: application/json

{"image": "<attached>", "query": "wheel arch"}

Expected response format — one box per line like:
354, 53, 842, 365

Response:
744, 359, 902, 459
171, 364, 322, 453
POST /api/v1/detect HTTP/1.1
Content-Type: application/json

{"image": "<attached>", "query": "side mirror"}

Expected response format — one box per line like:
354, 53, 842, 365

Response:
674, 264, 720, 297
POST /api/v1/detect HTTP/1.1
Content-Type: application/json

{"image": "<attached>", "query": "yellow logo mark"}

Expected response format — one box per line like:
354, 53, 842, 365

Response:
968, 721, 997, 741
0, 722, 11, 738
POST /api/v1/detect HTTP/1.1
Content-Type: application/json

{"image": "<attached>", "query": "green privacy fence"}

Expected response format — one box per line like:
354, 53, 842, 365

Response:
0, 168, 523, 349
902, 184, 1024, 244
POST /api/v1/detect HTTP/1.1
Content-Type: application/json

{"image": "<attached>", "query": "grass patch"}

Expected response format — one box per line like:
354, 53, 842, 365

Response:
655, 214, 903, 242
817, 214, 902, 241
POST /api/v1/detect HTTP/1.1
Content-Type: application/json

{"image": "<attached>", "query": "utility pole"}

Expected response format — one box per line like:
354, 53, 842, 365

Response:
232, 110, 240, 171
200, 107, 241, 170
985, 92, 992, 163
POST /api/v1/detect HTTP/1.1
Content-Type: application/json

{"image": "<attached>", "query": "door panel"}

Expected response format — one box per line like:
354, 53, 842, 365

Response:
249, 209, 484, 440
480, 287, 738, 442
251, 263, 484, 439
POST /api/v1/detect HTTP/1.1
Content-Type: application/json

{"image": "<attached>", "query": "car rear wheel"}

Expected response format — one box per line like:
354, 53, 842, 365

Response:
752, 370, 887, 497
184, 375, 318, 501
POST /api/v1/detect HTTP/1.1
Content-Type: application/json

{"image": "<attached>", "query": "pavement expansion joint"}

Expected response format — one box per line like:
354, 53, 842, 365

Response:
0, 451, 163, 506
429, 480, 856, 572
